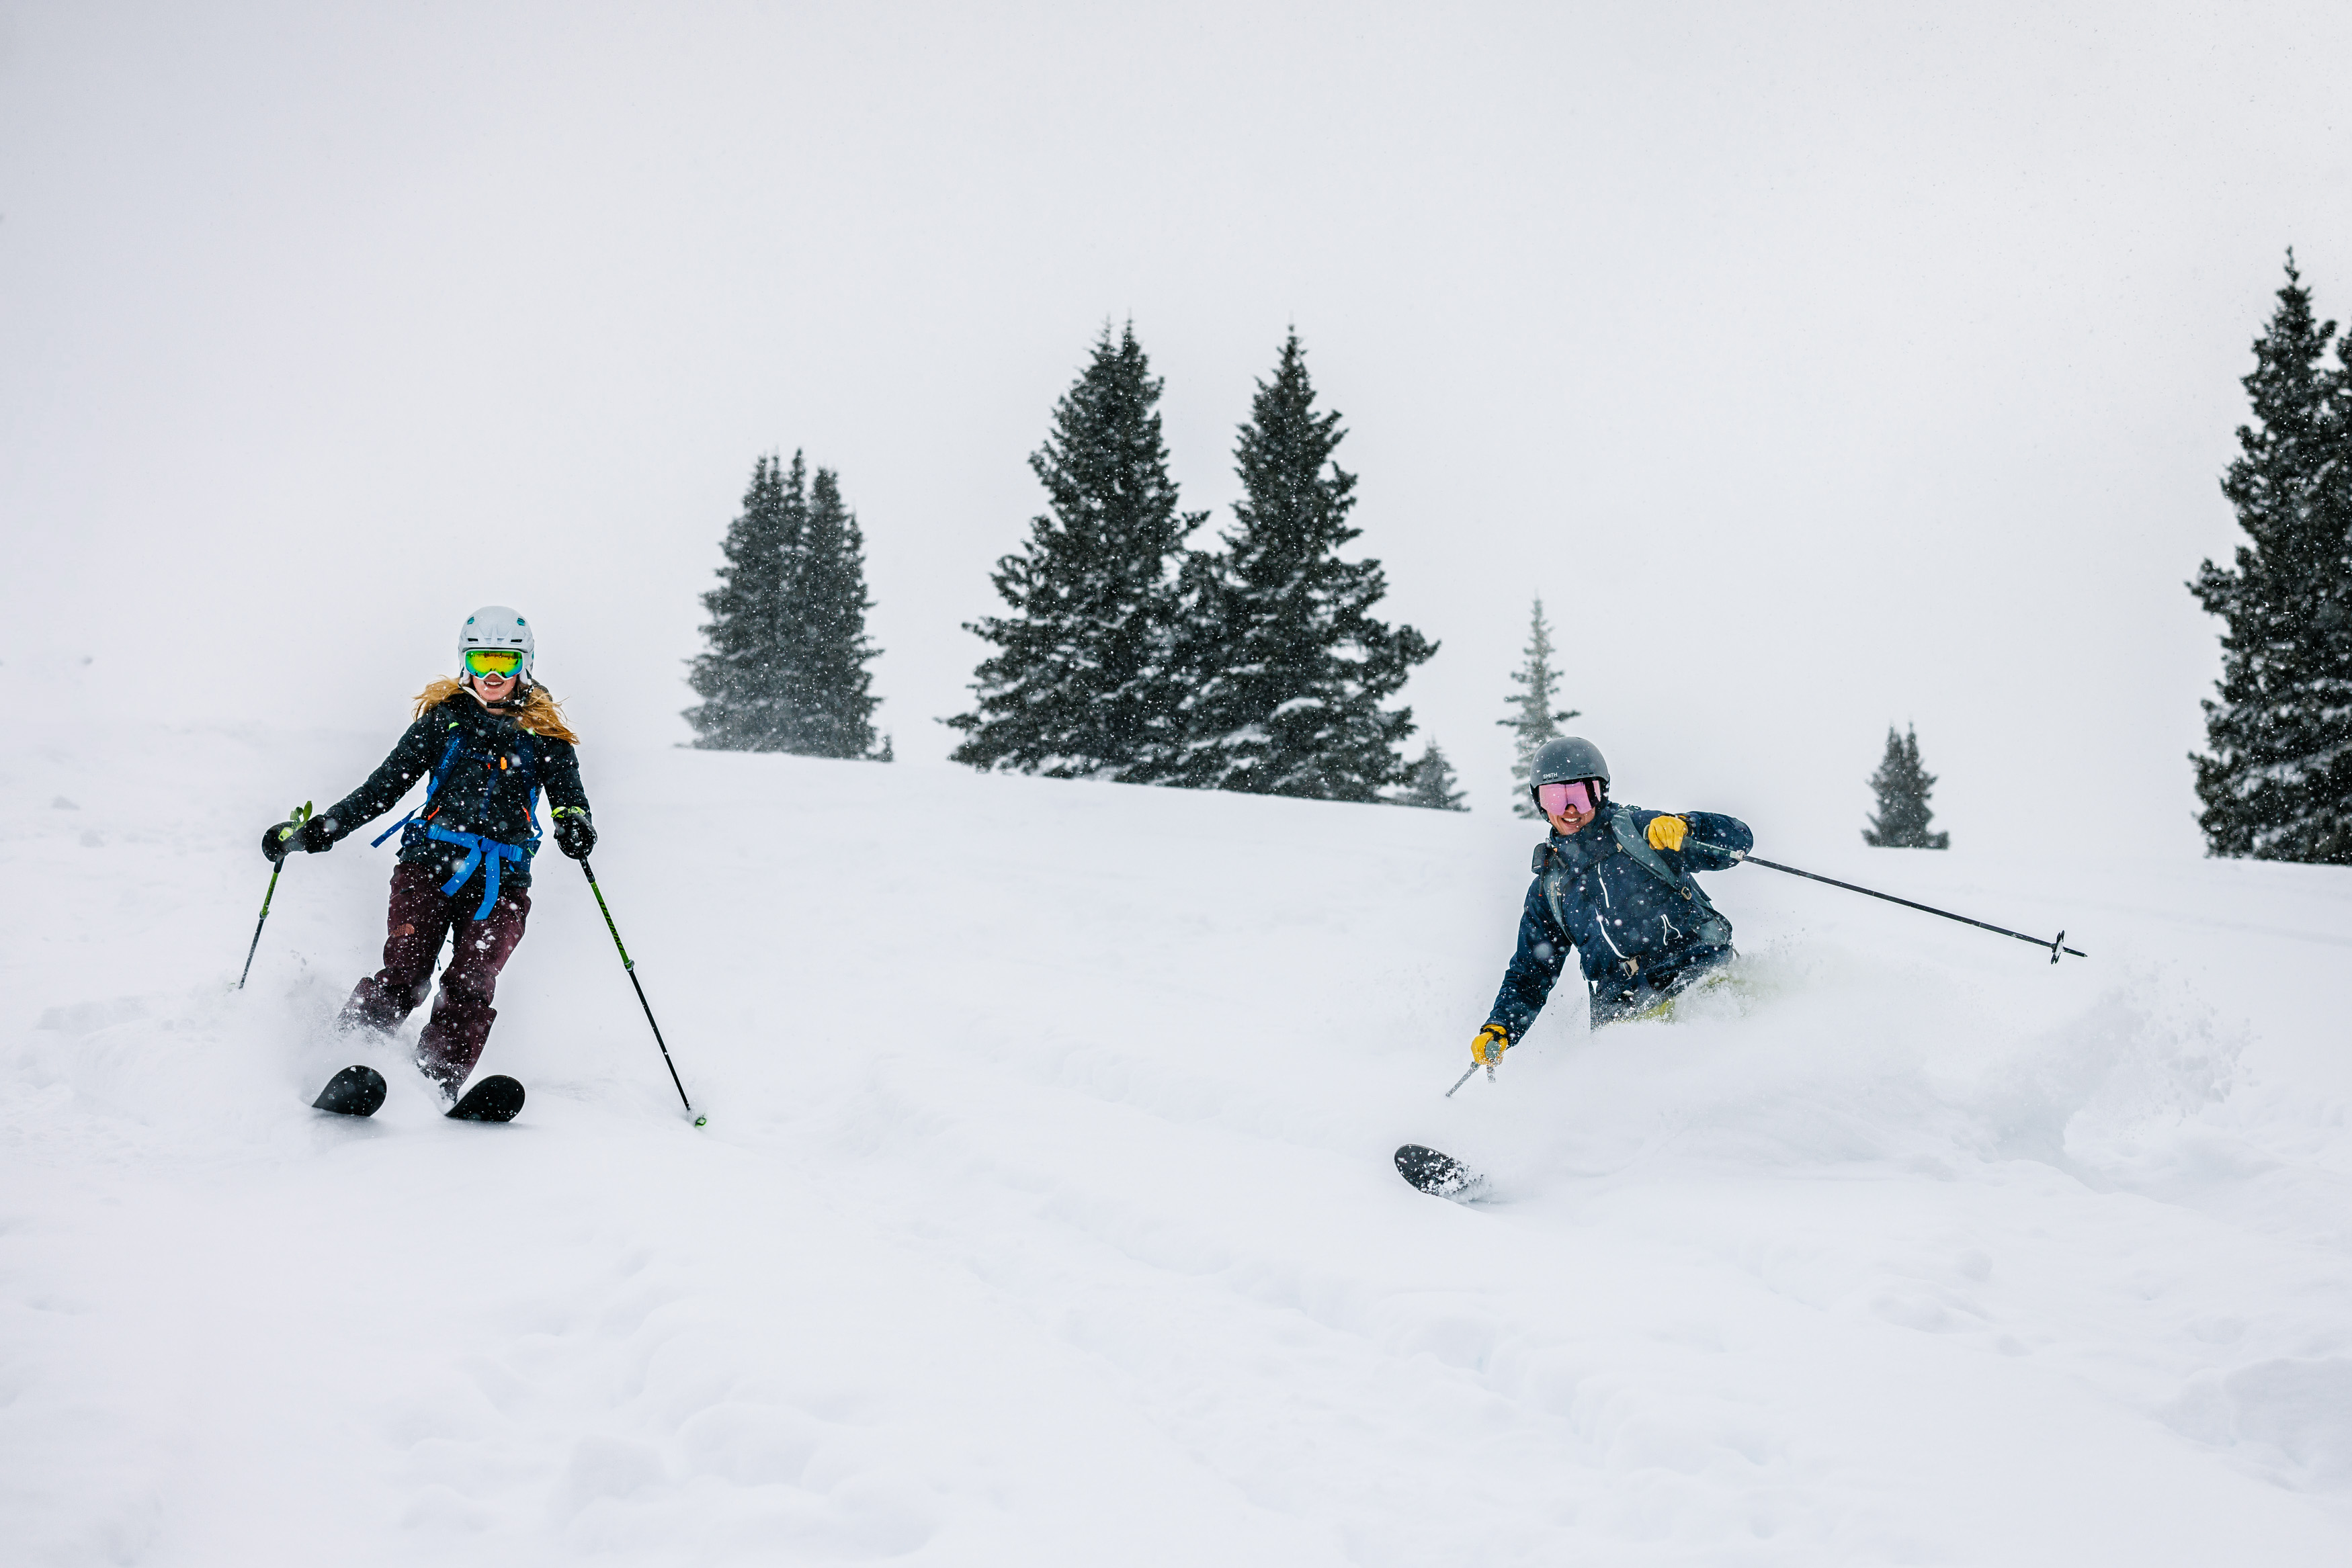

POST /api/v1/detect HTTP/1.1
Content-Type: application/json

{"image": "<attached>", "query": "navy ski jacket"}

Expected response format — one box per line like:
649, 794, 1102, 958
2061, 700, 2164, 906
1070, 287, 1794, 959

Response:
1485, 801, 1753, 1041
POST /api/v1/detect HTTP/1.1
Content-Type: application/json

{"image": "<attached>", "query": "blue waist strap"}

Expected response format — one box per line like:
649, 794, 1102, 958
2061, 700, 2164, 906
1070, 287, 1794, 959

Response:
425, 824, 525, 920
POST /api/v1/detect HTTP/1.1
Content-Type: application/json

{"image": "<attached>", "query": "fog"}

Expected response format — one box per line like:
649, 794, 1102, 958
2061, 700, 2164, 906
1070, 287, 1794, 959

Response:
7, 1, 2349, 854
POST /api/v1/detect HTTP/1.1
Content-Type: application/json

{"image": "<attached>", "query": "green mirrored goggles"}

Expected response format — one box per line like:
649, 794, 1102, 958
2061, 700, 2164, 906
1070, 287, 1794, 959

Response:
463, 648, 526, 678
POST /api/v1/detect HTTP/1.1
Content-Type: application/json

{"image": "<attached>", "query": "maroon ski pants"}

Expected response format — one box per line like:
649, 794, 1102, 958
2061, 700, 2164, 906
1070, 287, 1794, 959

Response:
339, 861, 531, 1094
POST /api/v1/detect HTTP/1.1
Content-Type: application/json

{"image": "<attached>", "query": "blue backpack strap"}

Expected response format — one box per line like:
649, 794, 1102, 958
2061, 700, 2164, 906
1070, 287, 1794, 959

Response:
425, 824, 525, 920
1609, 812, 1733, 945
370, 728, 467, 848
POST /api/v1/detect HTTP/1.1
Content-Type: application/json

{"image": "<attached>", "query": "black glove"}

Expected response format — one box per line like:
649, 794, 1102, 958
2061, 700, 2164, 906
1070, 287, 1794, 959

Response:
261, 813, 337, 861
552, 808, 596, 861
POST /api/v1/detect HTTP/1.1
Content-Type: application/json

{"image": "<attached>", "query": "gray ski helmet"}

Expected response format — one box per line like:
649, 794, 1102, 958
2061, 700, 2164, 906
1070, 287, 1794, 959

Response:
458, 605, 534, 682
1529, 736, 1609, 801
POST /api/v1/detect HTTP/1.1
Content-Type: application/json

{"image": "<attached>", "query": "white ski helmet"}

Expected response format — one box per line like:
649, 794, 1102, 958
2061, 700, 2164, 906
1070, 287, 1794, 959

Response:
458, 605, 535, 682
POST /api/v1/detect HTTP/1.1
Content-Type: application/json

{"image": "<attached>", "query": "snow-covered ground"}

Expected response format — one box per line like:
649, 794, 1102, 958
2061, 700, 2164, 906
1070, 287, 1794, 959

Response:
7, 672, 2352, 1565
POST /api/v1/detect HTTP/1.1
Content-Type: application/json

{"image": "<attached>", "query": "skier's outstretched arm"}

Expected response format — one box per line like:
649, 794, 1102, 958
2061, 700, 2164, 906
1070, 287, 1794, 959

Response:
1477, 884, 1571, 1060
259, 717, 438, 860
319, 717, 442, 840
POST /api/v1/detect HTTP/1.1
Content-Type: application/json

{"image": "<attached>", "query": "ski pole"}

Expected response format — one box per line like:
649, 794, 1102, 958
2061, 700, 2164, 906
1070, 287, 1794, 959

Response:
1444, 1059, 1493, 1097
579, 859, 704, 1125
238, 802, 311, 990
1717, 846, 2086, 963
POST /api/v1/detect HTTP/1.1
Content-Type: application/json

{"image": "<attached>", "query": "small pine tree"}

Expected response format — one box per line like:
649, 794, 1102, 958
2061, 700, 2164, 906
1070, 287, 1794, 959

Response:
2190, 253, 2352, 861
1499, 597, 1579, 818
1167, 331, 1435, 799
685, 453, 808, 750
948, 323, 1204, 777
776, 466, 885, 758
1863, 725, 1950, 848
687, 453, 886, 759
1392, 742, 1468, 810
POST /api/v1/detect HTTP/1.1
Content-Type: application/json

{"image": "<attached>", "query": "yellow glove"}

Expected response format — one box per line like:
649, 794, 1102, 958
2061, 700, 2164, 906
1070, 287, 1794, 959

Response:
1471, 1024, 1510, 1065
1646, 814, 1689, 853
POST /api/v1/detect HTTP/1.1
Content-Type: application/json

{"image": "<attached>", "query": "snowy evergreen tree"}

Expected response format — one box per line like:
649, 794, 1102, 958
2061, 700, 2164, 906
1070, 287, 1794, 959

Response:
949, 324, 1204, 777
685, 453, 808, 750
686, 452, 885, 758
1163, 331, 1435, 800
1498, 597, 1579, 818
777, 466, 885, 760
1863, 725, 1949, 849
1392, 742, 1468, 811
2190, 255, 2352, 862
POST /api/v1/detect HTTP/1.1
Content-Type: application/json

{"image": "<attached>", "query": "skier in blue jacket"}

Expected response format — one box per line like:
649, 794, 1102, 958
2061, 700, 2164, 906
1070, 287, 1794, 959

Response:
1472, 737, 1753, 1066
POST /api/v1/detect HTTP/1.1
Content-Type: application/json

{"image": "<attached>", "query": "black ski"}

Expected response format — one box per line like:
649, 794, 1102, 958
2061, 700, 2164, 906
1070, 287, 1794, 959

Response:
446, 1074, 526, 1123
1396, 1143, 1489, 1201
312, 1064, 388, 1117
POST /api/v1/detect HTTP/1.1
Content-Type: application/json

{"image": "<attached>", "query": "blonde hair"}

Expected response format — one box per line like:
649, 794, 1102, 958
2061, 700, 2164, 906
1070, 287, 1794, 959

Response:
414, 676, 581, 744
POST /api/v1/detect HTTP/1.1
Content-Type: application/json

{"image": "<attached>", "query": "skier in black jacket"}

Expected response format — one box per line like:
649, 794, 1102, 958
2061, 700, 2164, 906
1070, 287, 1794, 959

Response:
1472, 737, 1752, 1068
259, 607, 596, 1100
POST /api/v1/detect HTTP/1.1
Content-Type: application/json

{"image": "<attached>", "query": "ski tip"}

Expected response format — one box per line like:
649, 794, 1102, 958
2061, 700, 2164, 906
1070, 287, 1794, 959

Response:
446, 1074, 526, 1123
1396, 1143, 1490, 1202
312, 1064, 388, 1118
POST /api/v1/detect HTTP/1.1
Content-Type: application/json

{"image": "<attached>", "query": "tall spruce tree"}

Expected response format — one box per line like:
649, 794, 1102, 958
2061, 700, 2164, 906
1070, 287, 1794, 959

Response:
685, 453, 808, 750
2190, 255, 2352, 862
780, 466, 884, 759
949, 324, 1204, 777
1166, 331, 1435, 799
1863, 725, 1949, 848
1499, 597, 1579, 818
1393, 742, 1468, 811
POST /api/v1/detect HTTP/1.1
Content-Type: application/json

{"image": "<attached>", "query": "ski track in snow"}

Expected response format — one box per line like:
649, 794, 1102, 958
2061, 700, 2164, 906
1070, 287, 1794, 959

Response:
5, 691, 2352, 1564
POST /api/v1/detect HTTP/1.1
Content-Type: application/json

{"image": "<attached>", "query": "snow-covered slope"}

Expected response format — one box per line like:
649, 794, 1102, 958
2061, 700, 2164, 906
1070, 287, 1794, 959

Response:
7, 682, 2352, 1565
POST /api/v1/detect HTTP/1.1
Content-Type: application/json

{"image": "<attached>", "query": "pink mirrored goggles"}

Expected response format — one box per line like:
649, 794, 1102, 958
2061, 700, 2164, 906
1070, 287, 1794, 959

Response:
1537, 780, 1597, 818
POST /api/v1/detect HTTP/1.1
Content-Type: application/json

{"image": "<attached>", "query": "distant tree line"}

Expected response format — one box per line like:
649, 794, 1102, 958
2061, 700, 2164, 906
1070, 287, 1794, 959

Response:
681, 327, 1452, 806
2193, 253, 2352, 863
703, 301, 2308, 842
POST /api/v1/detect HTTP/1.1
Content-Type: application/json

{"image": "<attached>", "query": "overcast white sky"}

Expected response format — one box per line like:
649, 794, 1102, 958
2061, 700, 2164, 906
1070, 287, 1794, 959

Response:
7, 1, 2350, 855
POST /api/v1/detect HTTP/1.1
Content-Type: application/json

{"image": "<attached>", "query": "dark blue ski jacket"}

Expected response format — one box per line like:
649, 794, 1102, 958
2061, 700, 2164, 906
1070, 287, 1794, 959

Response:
1485, 802, 1753, 1041
320, 693, 589, 897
